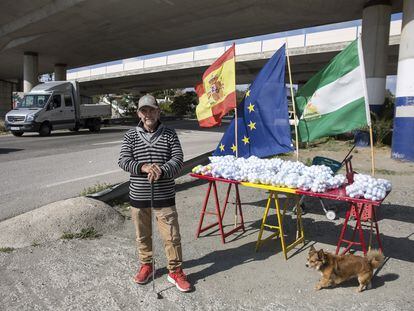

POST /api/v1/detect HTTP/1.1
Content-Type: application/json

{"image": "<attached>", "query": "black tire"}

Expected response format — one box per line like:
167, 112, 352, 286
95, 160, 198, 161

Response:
39, 123, 51, 136
89, 119, 101, 132
69, 127, 80, 132
11, 131, 24, 137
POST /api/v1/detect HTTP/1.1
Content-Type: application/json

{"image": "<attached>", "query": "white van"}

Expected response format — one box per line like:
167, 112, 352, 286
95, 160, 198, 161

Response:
5, 81, 111, 136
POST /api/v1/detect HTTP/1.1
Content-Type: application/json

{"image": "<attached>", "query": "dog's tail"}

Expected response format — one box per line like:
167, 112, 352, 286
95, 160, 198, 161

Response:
366, 249, 384, 269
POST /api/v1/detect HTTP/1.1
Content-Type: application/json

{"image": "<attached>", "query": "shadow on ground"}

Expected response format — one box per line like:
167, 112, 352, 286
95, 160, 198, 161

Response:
0, 148, 23, 154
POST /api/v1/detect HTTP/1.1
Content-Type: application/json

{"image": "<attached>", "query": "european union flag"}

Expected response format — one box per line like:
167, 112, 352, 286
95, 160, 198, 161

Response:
213, 44, 293, 158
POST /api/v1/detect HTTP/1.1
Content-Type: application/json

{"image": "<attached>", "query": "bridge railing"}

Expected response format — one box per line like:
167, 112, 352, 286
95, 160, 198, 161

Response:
68, 20, 401, 80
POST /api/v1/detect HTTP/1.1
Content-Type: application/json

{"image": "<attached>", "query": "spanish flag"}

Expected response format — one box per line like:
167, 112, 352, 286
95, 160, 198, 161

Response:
195, 44, 236, 127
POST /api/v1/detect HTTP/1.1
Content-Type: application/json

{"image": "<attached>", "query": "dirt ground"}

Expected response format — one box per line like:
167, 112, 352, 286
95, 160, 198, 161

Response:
1, 143, 413, 310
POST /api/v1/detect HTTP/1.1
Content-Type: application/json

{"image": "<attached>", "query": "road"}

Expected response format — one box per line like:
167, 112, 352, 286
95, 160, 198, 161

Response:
0, 120, 227, 221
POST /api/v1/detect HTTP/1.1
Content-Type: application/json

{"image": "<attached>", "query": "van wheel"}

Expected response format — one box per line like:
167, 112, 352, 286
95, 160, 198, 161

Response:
39, 123, 51, 136
89, 119, 101, 132
11, 131, 24, 137
69, 126, 79, 132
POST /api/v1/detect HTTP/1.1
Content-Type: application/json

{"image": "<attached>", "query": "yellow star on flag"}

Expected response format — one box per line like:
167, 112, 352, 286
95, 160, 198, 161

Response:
231, 144, 237, 153
242, 136, 250, 145
247, 103, 255, 113
245, 89, 251, 97
248, 121, 256, 130
219, 143, 225, 152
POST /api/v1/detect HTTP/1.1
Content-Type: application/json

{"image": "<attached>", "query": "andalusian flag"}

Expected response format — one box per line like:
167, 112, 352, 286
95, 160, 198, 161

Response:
195, 44, 236, 127
295, 37, 371, 142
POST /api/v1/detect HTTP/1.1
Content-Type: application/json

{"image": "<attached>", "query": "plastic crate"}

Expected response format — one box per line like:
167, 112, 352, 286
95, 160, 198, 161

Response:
350, 203, 373, 222
312, 156, 343, 174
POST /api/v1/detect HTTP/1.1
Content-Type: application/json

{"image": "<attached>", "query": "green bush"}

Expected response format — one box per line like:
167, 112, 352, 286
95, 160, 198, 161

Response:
372, 116, 393, 146
159, 102, 173, 114
80, 183, 111, 196
170, 92, 197, 116
371, 92, 395, 146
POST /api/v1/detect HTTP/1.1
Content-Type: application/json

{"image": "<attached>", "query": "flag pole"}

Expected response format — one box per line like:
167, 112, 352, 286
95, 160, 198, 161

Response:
234, 105, 238, 228
234, 107, 238, 158
233, 43, 238, 228
285, 39, 300, 161
357, 36, 375, 175
233, 43, 238, 159
369, 125, 376, 176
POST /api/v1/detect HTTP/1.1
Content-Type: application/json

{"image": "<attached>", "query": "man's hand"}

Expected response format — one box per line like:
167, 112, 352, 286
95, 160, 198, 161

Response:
141, 163, 162, 183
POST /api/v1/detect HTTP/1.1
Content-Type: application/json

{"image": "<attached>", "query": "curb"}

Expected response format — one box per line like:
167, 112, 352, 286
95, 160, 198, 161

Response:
87, 150, 213, 203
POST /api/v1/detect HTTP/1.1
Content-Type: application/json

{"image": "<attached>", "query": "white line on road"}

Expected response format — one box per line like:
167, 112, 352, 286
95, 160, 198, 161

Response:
92, 140, 123, 146
45, 169, 124, 188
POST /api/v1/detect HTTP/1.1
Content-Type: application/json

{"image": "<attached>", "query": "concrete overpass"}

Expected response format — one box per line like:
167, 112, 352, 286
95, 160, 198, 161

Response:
0, 0, 403, 80
69, 22, 402, 95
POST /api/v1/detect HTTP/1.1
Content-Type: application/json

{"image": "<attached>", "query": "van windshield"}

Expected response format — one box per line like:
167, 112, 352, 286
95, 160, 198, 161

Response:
16, 94, 50, 109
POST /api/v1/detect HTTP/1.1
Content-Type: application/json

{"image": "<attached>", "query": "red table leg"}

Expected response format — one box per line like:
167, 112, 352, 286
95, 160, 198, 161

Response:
337, 203, 383, 255
195, 181, 245, 243
371, 205, 383, 252
336, 205, 351, 254
235, 184, 245, 232
196, 181, 213, 239
212, 181, 226, 244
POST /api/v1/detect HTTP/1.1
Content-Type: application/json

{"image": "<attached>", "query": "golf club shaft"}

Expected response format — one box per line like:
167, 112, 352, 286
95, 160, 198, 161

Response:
151, 181, 155, 293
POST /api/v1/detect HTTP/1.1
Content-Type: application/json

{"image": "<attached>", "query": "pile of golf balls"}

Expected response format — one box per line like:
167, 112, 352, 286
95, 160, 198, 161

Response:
192, 156, 391, 198
192, 155, 349, 193
345, 173, 392, 201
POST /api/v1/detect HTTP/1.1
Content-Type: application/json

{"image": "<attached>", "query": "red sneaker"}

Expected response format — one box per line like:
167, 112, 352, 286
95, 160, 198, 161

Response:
133, 263, 153, 284
167, 268, 191, 292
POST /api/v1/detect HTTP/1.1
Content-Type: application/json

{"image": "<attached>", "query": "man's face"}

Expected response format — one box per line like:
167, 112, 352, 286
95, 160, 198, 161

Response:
137, 106, 160, 129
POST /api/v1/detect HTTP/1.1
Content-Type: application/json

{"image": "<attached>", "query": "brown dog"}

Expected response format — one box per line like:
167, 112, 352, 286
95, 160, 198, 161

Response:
306, 245, 384, 292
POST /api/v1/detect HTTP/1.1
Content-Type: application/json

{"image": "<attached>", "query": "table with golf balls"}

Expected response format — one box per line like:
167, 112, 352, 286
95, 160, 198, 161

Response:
191, 155, 391, 259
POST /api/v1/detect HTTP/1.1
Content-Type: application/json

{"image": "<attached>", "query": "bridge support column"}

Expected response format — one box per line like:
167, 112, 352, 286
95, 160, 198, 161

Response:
23, 52, 38, 92
54, 63, 67, 81
392, 0, 414, 161
0, 80, 14, 117
361, 0, 391, 116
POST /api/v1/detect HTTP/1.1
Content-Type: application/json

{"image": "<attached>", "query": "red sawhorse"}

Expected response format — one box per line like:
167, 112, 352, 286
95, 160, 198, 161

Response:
336, 201, 383, 255
190, 174, 245, 244
297, 186, 387, 256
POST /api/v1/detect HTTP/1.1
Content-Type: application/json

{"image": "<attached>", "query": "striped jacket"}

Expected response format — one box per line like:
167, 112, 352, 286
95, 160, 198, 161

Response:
118, 123, 184, 208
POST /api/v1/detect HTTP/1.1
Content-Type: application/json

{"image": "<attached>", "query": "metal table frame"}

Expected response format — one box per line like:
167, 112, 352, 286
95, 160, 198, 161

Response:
297, 187, 385, 255
190, 174, 245, 244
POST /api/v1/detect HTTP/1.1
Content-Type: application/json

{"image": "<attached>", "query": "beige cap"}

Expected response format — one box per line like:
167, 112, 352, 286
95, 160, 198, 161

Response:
138, 94, 159, 110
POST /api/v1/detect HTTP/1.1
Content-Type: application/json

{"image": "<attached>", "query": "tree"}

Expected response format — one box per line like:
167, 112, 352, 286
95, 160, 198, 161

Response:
170, 91, 197, 116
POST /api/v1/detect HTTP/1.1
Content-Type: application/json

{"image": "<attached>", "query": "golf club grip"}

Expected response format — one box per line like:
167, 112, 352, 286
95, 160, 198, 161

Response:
151, 182, 154, 208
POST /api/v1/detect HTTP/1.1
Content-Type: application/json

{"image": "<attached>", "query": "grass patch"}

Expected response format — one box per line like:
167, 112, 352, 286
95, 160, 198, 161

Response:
0, 247, 14, 253
375, 168, 397, 175
31, 241, 40, 247
80, 183, 112, 196
108, 200, 131, 219
305, 158, 312, 166
117, 202, 131, 219
61, 227, 102, 240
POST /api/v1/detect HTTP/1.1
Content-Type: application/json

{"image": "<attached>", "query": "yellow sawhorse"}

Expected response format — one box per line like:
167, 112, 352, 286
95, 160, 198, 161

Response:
242, 183, 305, 260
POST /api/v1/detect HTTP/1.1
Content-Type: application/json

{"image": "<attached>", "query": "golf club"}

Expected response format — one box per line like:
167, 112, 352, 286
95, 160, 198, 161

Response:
150, 180, 163, 299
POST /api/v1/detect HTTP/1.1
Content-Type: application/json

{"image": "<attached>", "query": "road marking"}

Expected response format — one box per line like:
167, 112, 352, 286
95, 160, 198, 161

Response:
45, 169, 124, 187
92, 140, 123, 145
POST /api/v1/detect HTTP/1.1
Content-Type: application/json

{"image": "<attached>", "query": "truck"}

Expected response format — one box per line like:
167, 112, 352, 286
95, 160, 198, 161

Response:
4, 81, 111, 136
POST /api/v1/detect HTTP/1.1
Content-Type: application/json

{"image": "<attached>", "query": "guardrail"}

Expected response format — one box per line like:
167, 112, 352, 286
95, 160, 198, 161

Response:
87, 150, 213, 203
68, 20, 401, 81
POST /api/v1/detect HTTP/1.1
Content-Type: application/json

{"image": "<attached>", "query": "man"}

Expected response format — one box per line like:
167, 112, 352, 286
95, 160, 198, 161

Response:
118, 94, 191, 292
